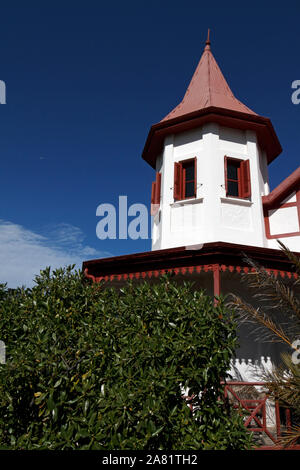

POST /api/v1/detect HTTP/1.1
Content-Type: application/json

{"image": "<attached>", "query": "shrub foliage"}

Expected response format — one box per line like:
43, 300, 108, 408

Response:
0, 267, 252, 449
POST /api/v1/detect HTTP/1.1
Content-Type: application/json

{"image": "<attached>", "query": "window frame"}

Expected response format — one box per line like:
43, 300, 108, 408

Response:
224, 156, 251, 199
174, 157, 197, 201
151, 172, 161, 215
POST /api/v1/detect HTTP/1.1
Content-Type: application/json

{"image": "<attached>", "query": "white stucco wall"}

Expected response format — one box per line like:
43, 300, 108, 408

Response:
152, 124, 273, 250
265, 191, 300, 251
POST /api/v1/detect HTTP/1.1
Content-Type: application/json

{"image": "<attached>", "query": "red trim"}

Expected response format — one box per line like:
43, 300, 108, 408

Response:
151, 172, 161, 216
240, 159, 251, 198
85, 263, 298, 284
142, 107, 282, 169
174, 158, 197, 201
264, 189, 300, 239
223, 381, 300, 450
150, 181, 156, 215
277, 201, 299, 209
151, 181, 156, 205
224, 156, 251, 199
84, 268, 96, 283
213, 264, 221, 306
84, 242, 300, 278
173, 162, 182, 201
194, 156, 197, 198
266, 231, 300, 240
256, 446, 300, 450
182, 158, 197, 199
224, 155, 228, 195
297, 189, 300, 230
155, 172, 161, 204
262, 167, 300, 210
213, 264, 220, 297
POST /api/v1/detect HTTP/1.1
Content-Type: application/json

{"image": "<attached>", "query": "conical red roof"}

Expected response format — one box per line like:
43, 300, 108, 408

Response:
142, 33, 282, 168
161, 35, 257, 122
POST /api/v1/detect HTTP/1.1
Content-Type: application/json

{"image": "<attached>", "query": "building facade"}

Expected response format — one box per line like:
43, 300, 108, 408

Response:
83, 34, 300, 386
147, 34, 300, 252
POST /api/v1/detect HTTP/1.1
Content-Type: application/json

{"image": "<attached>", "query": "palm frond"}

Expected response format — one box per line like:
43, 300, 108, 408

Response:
277, 425, 300, 448
241, 254, 300, 325
228, 294, 294, 347
277, 240, 300, 279
228, 244, 300, 448
263, 354, 300, 407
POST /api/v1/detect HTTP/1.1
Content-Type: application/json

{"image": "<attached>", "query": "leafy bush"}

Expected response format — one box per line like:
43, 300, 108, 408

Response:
0, 267, 252, 449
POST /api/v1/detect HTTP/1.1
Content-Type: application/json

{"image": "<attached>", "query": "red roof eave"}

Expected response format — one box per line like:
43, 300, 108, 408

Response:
142, 107, 282, 169
83, 241, 299, 282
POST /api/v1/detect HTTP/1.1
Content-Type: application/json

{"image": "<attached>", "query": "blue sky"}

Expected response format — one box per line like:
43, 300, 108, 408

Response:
0, 0, 299, 287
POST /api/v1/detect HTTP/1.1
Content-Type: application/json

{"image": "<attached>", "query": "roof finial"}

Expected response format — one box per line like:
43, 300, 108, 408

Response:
205, 29, 211, 50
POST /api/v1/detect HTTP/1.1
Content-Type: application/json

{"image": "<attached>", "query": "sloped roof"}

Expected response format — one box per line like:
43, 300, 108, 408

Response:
142, 33, 282, 168
162, 33, 257, 122
262, 166, 300, 209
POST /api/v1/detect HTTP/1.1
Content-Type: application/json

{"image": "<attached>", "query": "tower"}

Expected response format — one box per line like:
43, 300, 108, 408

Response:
143, 33, 300, 251
83, 33, 300, 383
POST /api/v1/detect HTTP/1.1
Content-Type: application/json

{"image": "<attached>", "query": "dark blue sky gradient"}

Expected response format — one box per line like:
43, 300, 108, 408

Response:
0, 0, 299, 261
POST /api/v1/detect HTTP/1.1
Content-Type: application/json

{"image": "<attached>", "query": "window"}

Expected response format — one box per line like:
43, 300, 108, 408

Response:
174, 157, 197, 201
224, 156, 251, 198
151, 172, 161, 215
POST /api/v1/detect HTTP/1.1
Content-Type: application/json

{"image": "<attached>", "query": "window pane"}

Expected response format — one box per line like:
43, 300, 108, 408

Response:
185, 181, 195, 197
227, 162, 238, 180
227, 181, 239, 197
185, 164, 194, 181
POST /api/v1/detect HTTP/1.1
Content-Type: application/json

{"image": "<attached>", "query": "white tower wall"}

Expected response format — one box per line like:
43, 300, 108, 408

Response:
152, 124, 271, 251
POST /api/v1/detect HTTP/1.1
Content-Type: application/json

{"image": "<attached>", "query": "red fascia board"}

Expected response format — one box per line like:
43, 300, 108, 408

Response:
82, 241, 299, 278
142, 107, 282, 169
262, 167, 300, 210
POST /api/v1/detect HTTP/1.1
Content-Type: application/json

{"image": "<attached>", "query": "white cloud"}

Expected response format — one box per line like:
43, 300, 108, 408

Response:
0, 220, 110, 288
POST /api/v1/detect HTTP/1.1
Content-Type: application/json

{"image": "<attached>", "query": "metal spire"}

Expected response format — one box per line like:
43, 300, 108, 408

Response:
205, 29, 211, 50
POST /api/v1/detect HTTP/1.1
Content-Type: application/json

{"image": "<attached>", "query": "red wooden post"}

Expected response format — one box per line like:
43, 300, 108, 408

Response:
213, 264, 221, 305
275, 401, 281, 439
286, 408, 292, 431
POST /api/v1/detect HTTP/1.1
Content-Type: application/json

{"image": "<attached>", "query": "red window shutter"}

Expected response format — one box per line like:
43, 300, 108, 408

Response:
151, 173, 161, 216
151, 181, 156, 205
174, 162, 182, 200
224, 156, 229, 196
240, 159, 251, 198
151, 181, 156, 215
193, 157, 197, 197
155, 172, 161, 204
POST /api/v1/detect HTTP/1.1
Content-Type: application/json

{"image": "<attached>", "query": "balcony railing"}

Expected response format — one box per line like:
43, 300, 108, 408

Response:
223, 381, 300, 450
183, 381, 300, 449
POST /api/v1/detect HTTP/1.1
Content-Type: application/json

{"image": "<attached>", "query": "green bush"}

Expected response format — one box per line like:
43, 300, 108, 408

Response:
0, 267, 252, 449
